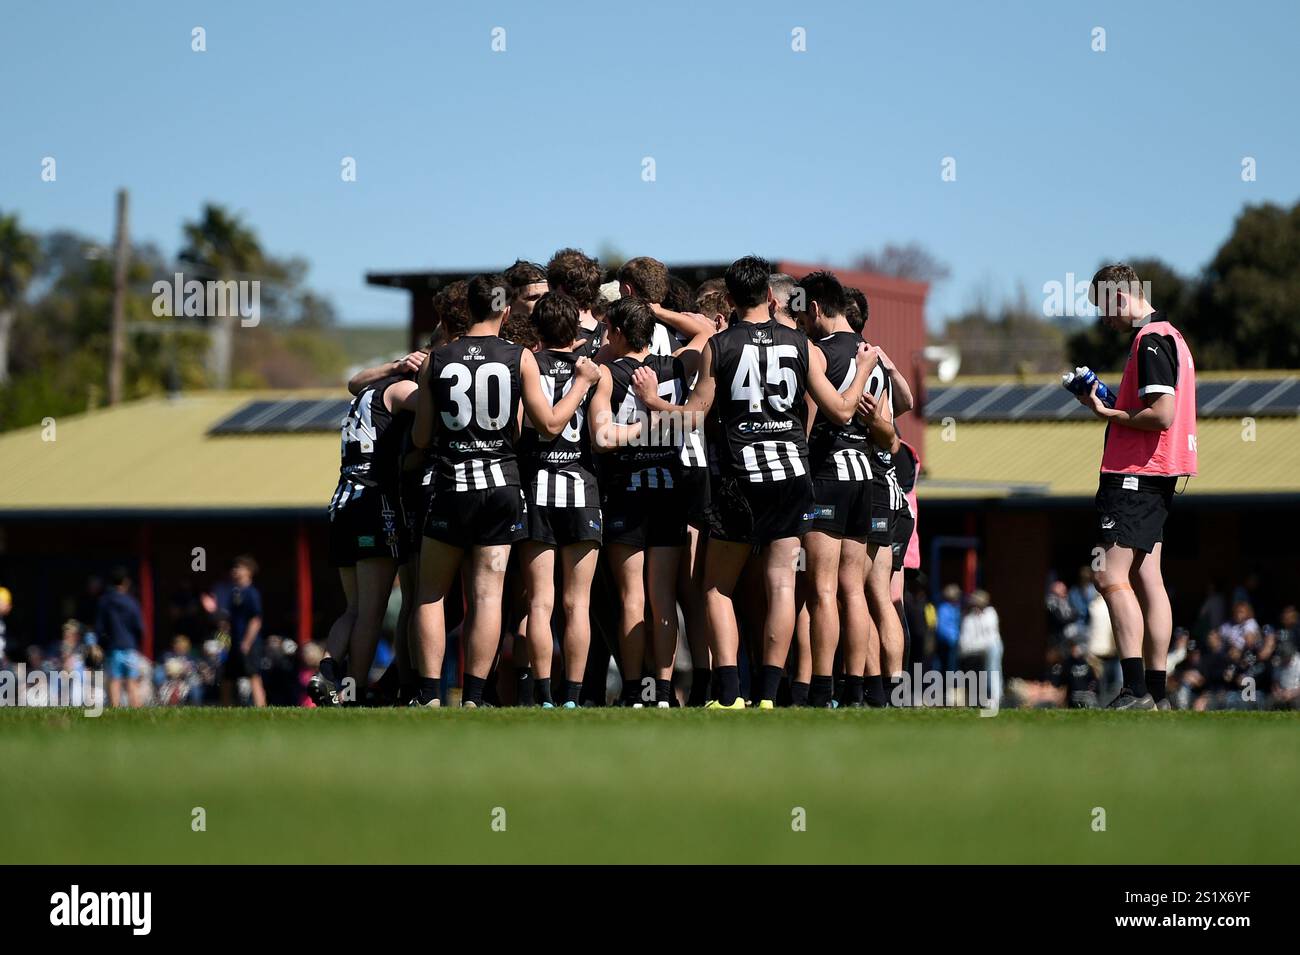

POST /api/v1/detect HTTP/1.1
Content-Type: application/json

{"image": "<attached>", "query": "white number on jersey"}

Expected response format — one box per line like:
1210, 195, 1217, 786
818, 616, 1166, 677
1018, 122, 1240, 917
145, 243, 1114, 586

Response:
341, 389, 377, 453
731, 344, 799, 412
440, 361, 511, 431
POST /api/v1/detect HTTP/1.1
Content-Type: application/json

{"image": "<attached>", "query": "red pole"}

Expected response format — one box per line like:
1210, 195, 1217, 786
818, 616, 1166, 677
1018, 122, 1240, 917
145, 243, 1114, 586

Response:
139, 523, 154, 659
963, 512, 978, 593
297, 520, 313, 646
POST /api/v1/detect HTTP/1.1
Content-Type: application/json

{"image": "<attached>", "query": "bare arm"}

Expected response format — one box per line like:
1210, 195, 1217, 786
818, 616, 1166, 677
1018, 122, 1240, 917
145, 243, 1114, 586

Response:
857, 390, 899, 452
519, 349, 599, 439
651, 302, 714, 342
877, 348, 914, 415
633, 340, 717, 422
1081, 385, 1175, 431
385, 379, 419, 414
671, 324, 715, 381
589, 366, 644, 450
808, 344, 877, 424
348, 352, 422, 396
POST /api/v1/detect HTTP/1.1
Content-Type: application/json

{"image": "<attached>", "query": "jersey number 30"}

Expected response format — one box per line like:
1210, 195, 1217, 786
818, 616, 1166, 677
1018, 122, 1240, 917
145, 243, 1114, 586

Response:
441, 362, 511, 431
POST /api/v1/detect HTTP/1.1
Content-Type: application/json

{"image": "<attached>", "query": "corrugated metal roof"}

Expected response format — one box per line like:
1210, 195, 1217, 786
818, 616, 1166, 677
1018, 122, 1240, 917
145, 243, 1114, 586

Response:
0, 392, 340, 513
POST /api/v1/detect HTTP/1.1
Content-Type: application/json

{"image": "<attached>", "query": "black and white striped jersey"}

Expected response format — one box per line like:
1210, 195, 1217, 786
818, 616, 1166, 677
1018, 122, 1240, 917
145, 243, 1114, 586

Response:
649, 321, 687, 357
518, 348, 598, 508
604, 353, 687, 492
709, 319, 810, 483
428, 334, 523, 492
575, 322, 604, 359
336, 375, 410, 490
808, 331, 872, 483
863, 362, 909, 514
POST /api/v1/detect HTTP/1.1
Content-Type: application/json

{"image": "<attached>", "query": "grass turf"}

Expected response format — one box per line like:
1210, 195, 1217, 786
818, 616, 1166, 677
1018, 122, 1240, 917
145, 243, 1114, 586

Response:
1, 707, 1296, 864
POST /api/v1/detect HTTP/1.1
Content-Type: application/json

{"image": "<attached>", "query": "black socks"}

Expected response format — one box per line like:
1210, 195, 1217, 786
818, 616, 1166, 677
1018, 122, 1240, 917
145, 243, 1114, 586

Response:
463, 674, 487, 705
790, 681, 810, 707
1120, 657, 1146, 697
565, 680, 583, 706
534, 677, 553, 706
688, 668, 712, 706
809, 674, 835, 708
716, 665, 740, 706
758, 665, 783, 703
864, 675, 887, 707
415, 676, 441, 705
1145, 669, 1167, 703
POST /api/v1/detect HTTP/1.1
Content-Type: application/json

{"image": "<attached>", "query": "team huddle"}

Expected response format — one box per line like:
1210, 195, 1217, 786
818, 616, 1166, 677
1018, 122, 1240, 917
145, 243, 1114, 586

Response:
311, 252, 920, 709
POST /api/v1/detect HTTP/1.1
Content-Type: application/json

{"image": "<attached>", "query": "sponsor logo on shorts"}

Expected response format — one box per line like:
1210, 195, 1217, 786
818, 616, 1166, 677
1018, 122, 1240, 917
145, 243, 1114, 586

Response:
1122, 476, 1139, 491
813, 504, 835, 520
428, 519, 449, 530
511, 520, 524, 532
1101, 516, 1116, 530
588, 519, 602, 531
871, 518, 889, 533
357, 535, 375, 547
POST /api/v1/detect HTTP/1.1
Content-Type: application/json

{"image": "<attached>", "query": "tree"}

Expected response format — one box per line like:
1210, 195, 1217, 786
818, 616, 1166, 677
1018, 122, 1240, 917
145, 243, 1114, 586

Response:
0, 212, 40, 384
939, 288, 1067, 376
854, 242, 950, 285
179, 204, 271, 388
1194, 202, 1300, 369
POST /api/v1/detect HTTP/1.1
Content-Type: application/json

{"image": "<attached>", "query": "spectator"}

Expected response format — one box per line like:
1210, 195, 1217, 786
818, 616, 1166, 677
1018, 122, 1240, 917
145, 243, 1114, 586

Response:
932, 584, 962, 678
0, 585, 12, 662
1068, 567, 1097, 628
213, 555, 266, 707
1045, 579, 1078, 647
1087, 590, 1119, 702
1194, 581, 1228, 639
1218, 600, 1260, 651
958, 589, 1003, 706
1270, 643, 1300, 710
96, 566, 144, 708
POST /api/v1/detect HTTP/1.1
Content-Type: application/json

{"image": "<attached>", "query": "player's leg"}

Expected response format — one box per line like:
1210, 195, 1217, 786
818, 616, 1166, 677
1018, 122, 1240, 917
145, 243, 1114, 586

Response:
396, 558, 421, 703
678, 525, 712, 705
702, 537, 752, 707
647, 545, 682, 707
311, 567, 357, 706
838, 537, 870, 706
791, 603, 811, 706
1094, 543, 1150, 706
520, 539, 557, 706
461, 543, 512, 706
607, 542, 649, 705
559, 540, 599, 707
866, 542, 903, 677
1133, 542, 1173, 707
804, 529, 843, 707
345, 555, 399, 699
755, 536, 802, 706
412, 536, 462, 706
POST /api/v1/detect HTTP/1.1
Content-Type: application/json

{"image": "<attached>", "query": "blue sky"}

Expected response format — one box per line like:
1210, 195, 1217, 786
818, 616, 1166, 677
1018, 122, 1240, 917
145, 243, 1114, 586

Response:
2, 0, 1297, 327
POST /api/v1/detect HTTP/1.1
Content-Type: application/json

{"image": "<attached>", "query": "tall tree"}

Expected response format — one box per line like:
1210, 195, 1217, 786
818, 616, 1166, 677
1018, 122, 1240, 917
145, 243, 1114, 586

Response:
0, 212, 40, 385
854, 242, 950, 284
179, 204, 268, 388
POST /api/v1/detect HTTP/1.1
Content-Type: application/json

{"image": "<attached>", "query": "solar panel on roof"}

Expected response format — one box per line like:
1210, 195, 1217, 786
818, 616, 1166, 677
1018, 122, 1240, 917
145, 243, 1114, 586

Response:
209, 398, 354, 435
1214, 380, 1286, 416
1253, 378, 1300, 415
931, 387, 991, 418
969, 385, 1042, 419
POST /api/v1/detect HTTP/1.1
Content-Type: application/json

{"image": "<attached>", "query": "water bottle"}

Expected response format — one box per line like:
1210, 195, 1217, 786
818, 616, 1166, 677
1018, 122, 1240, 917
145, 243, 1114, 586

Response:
1062, 366, 1117, 408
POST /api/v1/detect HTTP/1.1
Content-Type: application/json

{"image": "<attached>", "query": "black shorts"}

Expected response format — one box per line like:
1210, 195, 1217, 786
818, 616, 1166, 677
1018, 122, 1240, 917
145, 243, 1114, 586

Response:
223, 638, 264, 681
424, 485, 527, 549
679, 465, 714, 531
891, 508, 915, 572
810, 477, 872, 539
399, 469, 433, 563
711, 476, 814, 545
527, 503, 603, 547
867, 473, 902, 546
328, 486, 406, 567
603, 487, 689, 548
1095, 473, 1176, 554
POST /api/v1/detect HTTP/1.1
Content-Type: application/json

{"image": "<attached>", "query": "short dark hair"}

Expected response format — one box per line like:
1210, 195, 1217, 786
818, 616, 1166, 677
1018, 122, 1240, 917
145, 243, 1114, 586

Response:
232, 554, 259, 576
663, 275, 695, 313
724, 255, 773, 310
434, 280, 470, 339
546, 248, 604, 311
466, 273, 511, 321
504, 259, 547, 294
607, 296, 656, 351
844, 286, 869, 333
618, 256, 670, 303
532, 291, 580, 349
793, 270, 847, 319
109, 566, 129, 588
1090, 263, 1144, 307
694, 277, 726, 301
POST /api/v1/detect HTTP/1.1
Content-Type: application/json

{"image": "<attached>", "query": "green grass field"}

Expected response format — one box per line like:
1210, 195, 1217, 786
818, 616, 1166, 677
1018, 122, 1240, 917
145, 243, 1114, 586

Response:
1, 708, 1297, 864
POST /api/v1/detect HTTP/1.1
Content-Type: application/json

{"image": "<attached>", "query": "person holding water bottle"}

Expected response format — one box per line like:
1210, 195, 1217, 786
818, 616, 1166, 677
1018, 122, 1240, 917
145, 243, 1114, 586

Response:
1074, 264, 1198, 710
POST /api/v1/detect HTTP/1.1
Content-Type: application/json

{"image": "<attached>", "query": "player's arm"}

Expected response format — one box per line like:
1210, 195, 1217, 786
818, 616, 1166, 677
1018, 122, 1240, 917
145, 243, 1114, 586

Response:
348, 352, 423, 395
385, 379, 419, 414
877, 347, 914, 415
519, 349, 599, 439
632, 339, 718, 421
1081, 335, 1177, 430
857, 390, 899, 452
650, 302, 714, 342
589, 365, 642, 450
671, 324, 715, 380
808, 343, 877, 424
412, 352, 437, 449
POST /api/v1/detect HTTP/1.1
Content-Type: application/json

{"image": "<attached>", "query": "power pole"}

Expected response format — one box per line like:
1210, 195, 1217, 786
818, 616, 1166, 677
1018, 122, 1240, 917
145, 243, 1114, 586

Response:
108, 188, 129, 405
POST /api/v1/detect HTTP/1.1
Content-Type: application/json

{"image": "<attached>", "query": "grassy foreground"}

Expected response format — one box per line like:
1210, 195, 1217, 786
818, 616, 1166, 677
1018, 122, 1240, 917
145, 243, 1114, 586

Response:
1, 707, 1296, 864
